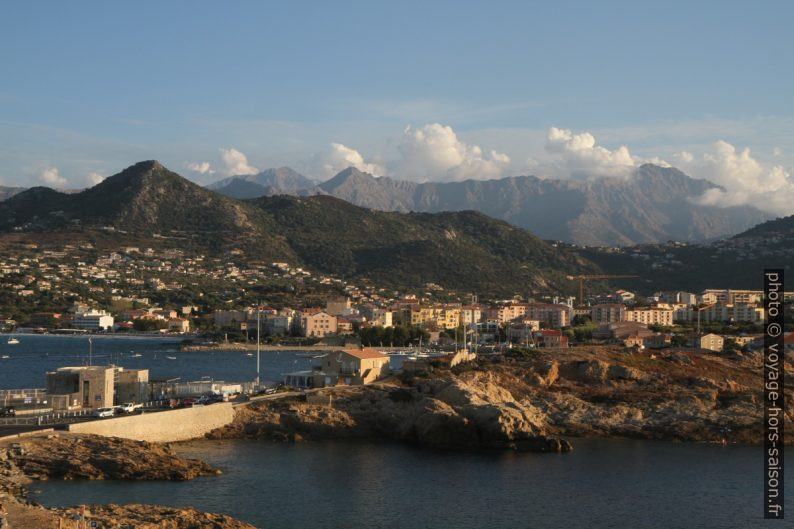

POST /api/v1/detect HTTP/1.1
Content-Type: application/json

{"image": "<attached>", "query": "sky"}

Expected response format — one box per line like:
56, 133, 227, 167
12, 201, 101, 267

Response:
1, 1, 793, 214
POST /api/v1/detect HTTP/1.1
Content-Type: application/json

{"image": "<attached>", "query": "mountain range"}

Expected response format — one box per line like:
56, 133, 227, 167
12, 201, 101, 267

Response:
0, 161, 597, 296
206, 164, 771, 246
206, 167, 317, 199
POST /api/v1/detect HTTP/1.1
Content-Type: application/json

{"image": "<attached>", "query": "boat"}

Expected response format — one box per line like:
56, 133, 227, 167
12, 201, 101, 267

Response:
1, 355, 9, 359
246, 352, 253, 357
131, 353, 142, 358
166, 356, 177, 360
7, 337, 19, 345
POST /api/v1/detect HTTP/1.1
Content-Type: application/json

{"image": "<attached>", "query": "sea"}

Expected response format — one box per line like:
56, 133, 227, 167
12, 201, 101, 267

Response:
0, 333, 320, 389
3, 335, 790, 529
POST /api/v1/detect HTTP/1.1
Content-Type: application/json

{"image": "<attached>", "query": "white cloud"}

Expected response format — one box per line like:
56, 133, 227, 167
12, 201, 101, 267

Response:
36, 167, 67, 188
393, 123, 510, 182
86, 171, 105, 186
219, 148, 258, 176
315, 142, 384, 178
680, 141, 794, 215
541, 127, 636, 179
183, 161, 215, 175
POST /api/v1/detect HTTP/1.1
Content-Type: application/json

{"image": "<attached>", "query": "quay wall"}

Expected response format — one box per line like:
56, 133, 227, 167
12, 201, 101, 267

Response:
66, 403, 235, 442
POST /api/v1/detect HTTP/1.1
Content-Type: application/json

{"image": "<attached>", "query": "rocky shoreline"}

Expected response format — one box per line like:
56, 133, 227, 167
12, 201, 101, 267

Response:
0, 433, 256, 528
209, 346, 791, 448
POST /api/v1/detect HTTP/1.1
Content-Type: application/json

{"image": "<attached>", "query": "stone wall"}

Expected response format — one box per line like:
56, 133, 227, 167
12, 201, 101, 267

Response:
66, 403, 235, 442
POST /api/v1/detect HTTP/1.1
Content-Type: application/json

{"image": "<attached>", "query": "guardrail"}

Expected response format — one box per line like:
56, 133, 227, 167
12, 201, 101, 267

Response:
0, 400, 173, 426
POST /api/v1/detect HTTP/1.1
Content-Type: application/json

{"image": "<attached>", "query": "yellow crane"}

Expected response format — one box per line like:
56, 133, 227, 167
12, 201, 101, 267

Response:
567, 274, 639, 307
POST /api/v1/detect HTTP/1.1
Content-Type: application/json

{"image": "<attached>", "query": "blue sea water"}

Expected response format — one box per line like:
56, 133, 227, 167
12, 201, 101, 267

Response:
0, 334, 316, 389
31, 438, 791, 529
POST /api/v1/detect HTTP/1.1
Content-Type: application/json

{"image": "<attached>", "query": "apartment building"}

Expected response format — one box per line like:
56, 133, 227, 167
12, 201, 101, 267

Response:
590, 304, 626, 324
525, 303, 570, 328
299, 311, 338, 337
73, 309, 114, 331
625, 308, 673, 326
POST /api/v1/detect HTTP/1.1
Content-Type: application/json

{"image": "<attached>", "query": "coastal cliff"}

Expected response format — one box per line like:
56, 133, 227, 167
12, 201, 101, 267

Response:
210, 346, 791, 448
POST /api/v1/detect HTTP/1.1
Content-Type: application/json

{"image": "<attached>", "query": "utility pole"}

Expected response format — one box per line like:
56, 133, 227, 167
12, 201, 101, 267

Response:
256, 301, 261, 388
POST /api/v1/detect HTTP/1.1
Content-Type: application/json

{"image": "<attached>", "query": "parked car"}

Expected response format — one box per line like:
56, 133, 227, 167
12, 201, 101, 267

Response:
0, 406, 15, 417
92, 407, 115, 418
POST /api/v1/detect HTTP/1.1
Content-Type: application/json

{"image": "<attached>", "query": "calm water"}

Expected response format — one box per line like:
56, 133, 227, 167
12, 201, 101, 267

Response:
0, 334, 320, 389
31, 438, 790, 529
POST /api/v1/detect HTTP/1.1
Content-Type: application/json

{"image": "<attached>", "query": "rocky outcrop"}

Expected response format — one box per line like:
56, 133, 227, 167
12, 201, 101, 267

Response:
216, 345, 792, 448
0, 434, 252, 529
212, 372, 572, 452
51, 504, 258, 529
9, 434, 219, 481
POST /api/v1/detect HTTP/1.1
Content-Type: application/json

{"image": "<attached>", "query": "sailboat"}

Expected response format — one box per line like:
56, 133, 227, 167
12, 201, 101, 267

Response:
7, 336, 19, 345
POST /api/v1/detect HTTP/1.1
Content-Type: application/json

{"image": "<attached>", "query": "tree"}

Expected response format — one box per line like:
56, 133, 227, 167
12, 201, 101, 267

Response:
133, 318, 166, 332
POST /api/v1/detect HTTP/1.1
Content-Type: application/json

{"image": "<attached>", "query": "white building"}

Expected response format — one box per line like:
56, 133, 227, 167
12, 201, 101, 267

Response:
73, 309, 114, 331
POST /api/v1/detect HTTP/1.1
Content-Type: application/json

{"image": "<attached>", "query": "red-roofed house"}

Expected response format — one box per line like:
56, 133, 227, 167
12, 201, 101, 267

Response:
284, 348, 390, 388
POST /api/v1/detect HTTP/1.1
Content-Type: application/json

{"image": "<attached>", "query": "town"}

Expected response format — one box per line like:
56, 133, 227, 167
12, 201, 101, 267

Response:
1, 240, 791, 357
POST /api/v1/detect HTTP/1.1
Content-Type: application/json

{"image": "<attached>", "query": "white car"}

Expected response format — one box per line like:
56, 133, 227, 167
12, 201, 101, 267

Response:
115, 402, 143, 414
92, 407, 115, 418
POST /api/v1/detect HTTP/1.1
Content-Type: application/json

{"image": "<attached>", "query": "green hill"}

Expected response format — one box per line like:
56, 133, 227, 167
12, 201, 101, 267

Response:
0, 161, 599, 296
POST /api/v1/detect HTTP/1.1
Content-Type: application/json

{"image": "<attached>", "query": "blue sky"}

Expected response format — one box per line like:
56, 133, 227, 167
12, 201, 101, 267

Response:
1, 1, 793, 212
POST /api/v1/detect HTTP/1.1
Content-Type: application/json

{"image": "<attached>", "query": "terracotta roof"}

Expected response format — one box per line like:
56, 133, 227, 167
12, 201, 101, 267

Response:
341, 347, 389, 360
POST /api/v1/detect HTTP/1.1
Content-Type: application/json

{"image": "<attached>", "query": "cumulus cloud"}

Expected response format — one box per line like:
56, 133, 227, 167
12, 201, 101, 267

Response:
219, 148, 258, 176
315, 142, 384, 178
394, 123, 510, 182
86, 171, 105, 186
36, 167, 67, 188
541, 127, 636, 179
680, 141, 794, 215
183, 161, 215, 175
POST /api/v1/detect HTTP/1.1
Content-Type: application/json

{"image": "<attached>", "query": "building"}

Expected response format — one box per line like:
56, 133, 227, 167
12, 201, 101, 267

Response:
115, 368, 149, 403
590, 304, 626, 324
525, 303, 570, 328
678, 303, 764, 324
73, 309, 114, 331
594, 322, 654, 342
284, 348, 390, 388
46, 366, 115, 409
398, 304, 460, 330
506, 320, 541, 344
691, 333, 724, 352
533, 330, 569, 348
644, 333, 672, 349
214, 309, 253, 328
264, 314, 292, 335
654, 291, 698, 306
299, 311, 338, 337
625, 308, 673, 327
326, 298, 352, 316
167, 318, 190, 333
485, 304, 527, 324
370, 308, 393, 328
460, 305, 483, 325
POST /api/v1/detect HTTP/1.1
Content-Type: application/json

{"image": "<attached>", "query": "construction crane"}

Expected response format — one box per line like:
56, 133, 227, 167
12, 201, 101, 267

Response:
567, 274, 639, 307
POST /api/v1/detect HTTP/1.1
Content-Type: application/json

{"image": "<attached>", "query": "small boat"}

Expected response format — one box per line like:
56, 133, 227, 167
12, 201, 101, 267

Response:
1, 355, 9, 359
7, 337, 20, 345
166, 356, 177, 360
246, 353, 253, 357
131, 353, 142, 358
